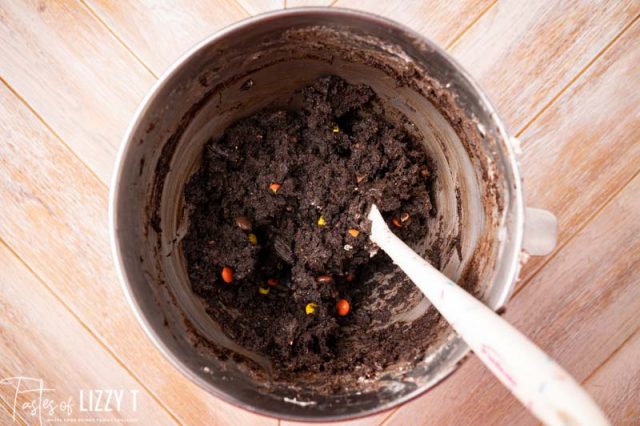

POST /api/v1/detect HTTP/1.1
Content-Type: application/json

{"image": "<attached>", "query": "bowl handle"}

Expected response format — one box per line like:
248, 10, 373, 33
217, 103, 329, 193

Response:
523, 208, 558, 256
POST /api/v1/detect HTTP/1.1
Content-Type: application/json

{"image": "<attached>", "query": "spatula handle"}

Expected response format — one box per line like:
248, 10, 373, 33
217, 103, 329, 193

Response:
368, 205, 609, 426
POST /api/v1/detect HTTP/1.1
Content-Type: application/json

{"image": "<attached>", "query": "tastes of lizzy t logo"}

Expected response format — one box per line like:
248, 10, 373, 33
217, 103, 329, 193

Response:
0, 377, 140, 424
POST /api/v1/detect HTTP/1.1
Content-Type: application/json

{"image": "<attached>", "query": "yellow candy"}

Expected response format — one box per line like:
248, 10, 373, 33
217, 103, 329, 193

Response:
305, 302, 318, 315
258, 287, 270, 295
317, 216, 326, 226
332, 126, 340, 133
248, 233, 258, 245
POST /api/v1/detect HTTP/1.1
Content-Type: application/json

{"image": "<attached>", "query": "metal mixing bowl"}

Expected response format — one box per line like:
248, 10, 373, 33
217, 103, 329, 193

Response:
110, 8, 557, 421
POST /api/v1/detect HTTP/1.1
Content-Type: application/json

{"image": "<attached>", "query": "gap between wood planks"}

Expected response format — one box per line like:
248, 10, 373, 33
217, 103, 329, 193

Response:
0, 76, 106, 196
0, 235, 181, 426
444, 0, 497, 50
512, 168, 640, 302
515, 13, 640, 139
0, 394, 28, 426
581, 326, 640, 386
78, 0, 159, 79
1, 3, 637, 426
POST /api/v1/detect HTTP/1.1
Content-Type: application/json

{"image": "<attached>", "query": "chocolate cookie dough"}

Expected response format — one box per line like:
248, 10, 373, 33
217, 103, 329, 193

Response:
183, 76, 440, 381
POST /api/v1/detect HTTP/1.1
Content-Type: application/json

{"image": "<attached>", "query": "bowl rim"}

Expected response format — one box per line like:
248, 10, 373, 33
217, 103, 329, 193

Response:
109, 6, 525, 422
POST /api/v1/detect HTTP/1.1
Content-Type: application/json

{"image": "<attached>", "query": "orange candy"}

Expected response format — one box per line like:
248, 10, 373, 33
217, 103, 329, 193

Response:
221, 266, 233, 283
336, 299, 350, 316
267, 278, 279, 287
269, 182, 282, 193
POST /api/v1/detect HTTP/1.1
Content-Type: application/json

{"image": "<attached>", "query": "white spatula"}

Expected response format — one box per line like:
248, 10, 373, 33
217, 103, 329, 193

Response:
368, 204, 609, 426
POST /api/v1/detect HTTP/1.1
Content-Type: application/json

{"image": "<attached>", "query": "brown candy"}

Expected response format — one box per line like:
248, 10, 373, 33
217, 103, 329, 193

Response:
235, 216, 252, 232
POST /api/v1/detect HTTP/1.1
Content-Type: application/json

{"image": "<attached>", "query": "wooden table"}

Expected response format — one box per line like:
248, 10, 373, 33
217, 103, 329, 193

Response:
1, 1, 638, 425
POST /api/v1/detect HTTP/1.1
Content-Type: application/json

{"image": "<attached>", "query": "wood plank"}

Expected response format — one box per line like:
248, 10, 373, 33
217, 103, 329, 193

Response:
0, 0, 155, 183
287, 0, 333, 7
584, 330, 640, 425
517, 20, 640, 286
0, 82, 275, 426
385, 174, 640, 424
0, 395, 28, 426
83, 0, 249, 73
449, 0, 639, 131
333, 0, 494, 47
0, 242, 176, 425
235, 0, 283, 15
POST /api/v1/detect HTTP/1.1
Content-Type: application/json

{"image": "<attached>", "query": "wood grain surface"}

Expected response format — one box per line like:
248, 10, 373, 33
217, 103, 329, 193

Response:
0, 241, 175, 425
0, 82, 274, 426
0, 0, 155, 183
83, 0, 249, 74
585, 330, 640, 425
449, 0, 640, 131
517, 20, 640, 287
0, 0, 638, 425
236, 0, 283, 15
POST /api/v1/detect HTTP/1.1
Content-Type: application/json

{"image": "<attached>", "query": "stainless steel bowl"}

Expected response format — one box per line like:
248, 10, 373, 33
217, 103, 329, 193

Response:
110, 8, 557, 421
